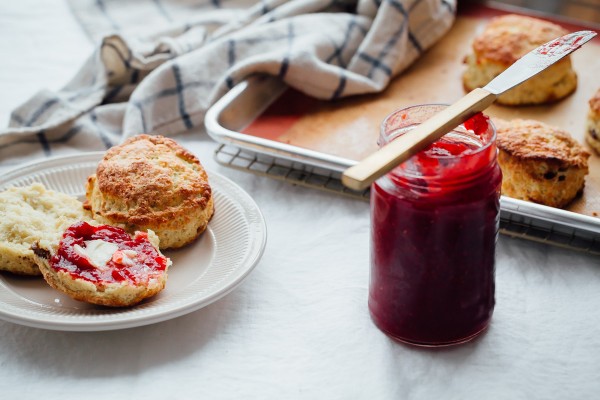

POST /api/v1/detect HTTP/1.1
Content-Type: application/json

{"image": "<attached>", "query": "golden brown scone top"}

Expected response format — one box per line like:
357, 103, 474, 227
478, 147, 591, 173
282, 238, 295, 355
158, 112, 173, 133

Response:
494, 118, 590, 168
589, 88, 600, 114
94, 134, 211, 225
472, 14, 568, 65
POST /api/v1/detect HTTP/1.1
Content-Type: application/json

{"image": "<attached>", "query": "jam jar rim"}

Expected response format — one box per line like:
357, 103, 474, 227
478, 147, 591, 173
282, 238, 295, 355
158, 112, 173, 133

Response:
379, 104, 498, 181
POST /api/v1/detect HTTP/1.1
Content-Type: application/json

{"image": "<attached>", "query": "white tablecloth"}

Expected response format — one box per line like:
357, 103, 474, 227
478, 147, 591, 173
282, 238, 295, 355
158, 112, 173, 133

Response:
1, 2, 600, 399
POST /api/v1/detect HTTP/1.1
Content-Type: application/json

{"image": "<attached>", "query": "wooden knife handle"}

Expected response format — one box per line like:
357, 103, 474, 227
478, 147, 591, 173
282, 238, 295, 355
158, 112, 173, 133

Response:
341, 88, 497, 191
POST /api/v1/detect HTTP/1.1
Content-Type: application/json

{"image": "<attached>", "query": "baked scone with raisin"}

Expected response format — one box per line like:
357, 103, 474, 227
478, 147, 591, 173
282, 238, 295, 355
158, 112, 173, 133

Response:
84, 135, 214, 249
463, 14, 577, 105
586, 88, 600, 154
495, 118, 590, 208
0, 183, 90, 276
32, 221, 171, 307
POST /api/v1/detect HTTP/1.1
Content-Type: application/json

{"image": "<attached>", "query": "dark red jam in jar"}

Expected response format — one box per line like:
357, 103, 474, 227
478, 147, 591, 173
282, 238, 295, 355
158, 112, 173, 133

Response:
51, 221, 168, 284
369, 105, 502, 346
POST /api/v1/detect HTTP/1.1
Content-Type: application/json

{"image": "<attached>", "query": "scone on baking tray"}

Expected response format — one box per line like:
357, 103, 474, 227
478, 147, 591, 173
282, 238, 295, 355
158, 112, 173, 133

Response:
494, 118, 590, 208
586, 88, 600, 154
0, 183, 90, 276
32, 221, 171, 307
463, 14, 577, 106
84, 134, 214, 250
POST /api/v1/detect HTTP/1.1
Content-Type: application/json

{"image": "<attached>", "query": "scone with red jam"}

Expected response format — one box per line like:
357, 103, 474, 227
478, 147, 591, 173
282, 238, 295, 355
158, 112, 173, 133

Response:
32, 221, 171, 307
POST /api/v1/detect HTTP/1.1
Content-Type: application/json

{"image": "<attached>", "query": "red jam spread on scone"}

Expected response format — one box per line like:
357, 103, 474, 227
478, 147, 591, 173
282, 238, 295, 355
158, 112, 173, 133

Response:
51, 221, 168, 284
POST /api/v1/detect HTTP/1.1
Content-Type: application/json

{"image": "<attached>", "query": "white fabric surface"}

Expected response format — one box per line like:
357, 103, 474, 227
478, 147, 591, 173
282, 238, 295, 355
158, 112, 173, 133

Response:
1, 2, 600, 400
0, 0, 454, 171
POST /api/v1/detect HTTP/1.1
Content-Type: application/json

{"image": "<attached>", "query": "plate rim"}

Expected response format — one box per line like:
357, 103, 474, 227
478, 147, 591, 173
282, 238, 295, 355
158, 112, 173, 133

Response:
0, 152, 267, 331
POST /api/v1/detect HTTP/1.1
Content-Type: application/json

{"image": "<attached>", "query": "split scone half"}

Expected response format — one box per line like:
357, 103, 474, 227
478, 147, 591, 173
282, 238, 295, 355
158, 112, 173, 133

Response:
32, 221, 171, 307
495, 118, 590, 208
0, 183, 90, 276
463, 14, 577, 106
84, 134, 214, 250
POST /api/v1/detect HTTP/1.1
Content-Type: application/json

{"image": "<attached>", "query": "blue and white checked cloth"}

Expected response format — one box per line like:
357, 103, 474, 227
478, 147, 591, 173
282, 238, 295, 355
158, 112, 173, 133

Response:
0, 0, 455, 171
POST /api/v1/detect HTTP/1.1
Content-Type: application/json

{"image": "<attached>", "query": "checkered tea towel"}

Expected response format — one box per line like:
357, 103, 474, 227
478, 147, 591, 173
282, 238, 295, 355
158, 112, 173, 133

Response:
0, 0, 455, 172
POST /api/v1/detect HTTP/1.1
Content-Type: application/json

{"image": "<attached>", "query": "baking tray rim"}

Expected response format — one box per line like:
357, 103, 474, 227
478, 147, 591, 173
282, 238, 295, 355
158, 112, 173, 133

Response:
205, 76, 356, 172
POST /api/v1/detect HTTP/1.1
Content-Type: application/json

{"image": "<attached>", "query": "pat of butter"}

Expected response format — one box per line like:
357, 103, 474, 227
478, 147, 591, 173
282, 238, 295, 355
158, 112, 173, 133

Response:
73, 239, 119, 270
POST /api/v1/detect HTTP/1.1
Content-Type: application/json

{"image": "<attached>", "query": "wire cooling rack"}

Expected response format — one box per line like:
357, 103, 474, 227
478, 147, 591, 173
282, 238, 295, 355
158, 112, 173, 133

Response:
214, 144, 370, 200
215, 144, 600, 255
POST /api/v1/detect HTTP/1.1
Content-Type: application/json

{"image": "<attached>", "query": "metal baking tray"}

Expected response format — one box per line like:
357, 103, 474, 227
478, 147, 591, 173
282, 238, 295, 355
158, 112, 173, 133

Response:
205, 10, 600, 254
206, 75, 600, 254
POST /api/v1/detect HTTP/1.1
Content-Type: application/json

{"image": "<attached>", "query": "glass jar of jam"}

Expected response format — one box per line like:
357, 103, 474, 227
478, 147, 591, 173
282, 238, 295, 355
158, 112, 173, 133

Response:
368, 104, 502, 346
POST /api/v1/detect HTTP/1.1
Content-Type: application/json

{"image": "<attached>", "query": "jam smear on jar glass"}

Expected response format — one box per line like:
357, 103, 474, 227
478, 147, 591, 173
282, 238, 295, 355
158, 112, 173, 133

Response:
369, 106, 502, 347
51, 221, 168, 284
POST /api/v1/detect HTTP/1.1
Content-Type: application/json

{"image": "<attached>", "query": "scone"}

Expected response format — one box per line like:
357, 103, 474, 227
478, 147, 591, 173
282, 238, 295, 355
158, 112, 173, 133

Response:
586, 88, 600, 153
84, 135, 214, 249
495, 118, 590, 208
463, 14, 577, 105
0, 183, 90, 276
32, 221, 171, 307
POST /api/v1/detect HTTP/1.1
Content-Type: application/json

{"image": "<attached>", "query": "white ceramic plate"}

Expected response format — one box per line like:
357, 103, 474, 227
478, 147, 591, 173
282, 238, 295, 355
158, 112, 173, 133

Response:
0, 152, 266, 331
